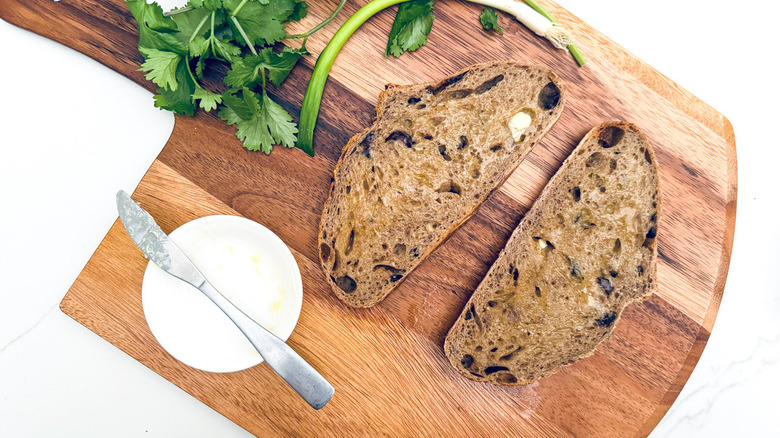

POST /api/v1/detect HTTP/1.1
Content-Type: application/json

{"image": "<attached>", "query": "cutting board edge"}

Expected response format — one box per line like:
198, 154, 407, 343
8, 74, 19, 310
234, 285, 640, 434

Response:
59, 217, 123, 317
636, 113, 737, 436
5, 0, 739, 433
56, 115, 739, 437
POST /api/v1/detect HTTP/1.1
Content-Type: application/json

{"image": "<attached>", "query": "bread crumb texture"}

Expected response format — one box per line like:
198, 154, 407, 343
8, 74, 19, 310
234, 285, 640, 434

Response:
444, 122, 660, 385
319, 61, 565, 308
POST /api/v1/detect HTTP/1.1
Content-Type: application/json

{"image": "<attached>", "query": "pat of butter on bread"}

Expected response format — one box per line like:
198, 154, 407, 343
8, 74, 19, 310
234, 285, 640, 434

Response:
318, 61, 565, 308
510, 111, 533, 142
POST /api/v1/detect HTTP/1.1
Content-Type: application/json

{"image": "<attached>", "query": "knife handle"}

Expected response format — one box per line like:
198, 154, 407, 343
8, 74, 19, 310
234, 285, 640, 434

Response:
197, 280, 334, 410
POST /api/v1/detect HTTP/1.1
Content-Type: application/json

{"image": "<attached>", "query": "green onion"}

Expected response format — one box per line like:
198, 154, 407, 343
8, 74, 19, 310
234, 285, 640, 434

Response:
297, 0, 408, 155
522, 0, 585, 67
298, 0, 585, 155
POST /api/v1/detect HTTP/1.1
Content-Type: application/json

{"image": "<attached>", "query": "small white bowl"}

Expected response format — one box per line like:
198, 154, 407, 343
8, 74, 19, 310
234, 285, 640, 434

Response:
141, 215, 303, 373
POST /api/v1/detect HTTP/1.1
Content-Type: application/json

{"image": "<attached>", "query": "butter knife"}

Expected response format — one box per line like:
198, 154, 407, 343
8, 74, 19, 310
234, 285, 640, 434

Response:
116, 190, 334, 410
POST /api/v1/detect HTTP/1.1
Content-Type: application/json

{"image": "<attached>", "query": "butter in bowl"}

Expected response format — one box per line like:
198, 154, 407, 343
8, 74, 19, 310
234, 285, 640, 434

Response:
141, 215, 303, 373
116, 191, 333, 409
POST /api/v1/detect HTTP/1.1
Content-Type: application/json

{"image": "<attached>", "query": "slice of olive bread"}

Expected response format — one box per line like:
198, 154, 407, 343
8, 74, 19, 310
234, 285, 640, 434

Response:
319, 61, 565, 308
444, 122, 660, 385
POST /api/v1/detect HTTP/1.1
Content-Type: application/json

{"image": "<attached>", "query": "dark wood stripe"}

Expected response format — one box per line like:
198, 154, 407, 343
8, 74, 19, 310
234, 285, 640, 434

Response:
9, 0, 735, 435
636, 317, 713, 436
270, 60, 376, 162
0, 0, 730, 221
640, 293, 701, 339
681, 162, 698, 177
657, 246, 679, 270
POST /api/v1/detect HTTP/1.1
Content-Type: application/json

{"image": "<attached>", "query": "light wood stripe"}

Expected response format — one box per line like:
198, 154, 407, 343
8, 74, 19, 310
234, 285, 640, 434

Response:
0, 0, 736, 435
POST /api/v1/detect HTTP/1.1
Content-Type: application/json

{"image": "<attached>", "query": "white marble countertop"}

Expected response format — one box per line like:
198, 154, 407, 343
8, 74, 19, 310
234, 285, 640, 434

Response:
1, 1, 777, 436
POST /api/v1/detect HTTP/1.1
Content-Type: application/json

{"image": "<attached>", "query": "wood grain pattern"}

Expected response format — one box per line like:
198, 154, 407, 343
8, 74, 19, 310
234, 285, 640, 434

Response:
0, 0, 736, 436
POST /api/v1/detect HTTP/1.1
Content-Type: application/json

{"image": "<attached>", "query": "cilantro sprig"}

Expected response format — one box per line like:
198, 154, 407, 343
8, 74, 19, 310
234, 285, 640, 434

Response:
384, 0, 434, 57
479, 7, 504, 35
130, 0, 583, 156
128, 0, 344, 154
299, 0, 585, 153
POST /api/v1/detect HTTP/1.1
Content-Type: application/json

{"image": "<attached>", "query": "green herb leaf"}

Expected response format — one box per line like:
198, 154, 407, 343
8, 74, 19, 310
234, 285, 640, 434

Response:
385, 0, 434, 58
221, 88, 254, 120
127, 0, 187, 54
203, 0, 223, 11
224, 0, 295, 47
218, 105, 242, 126
189, 36, 210, 57
194, 56, 206, 78
169, 7, 212, 45
220, 88, 297, 153
212, 38, 242, 63
193, 87, 223, 111
236, 90, 276, 153
225, 47, 306, 88
152, 61, 196, 116
263, 47, 307, 86
479, 7, 504, 34
128, 0, 178, 32
139, 48, 182, 91
129, 0, 321, 154
261, 93, 297, 148
224, 55, 263, 88
289, 0, 308, 21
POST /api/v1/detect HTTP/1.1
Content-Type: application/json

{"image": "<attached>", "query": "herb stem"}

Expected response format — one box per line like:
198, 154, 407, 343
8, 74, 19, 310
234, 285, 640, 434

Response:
297, 0, 586, 154
230, 0, 250, 16
189, 14, 210, 43
287, 0, 349, 39
184, 58, 202, 89
163, 6, 194, 17
521, 0, 585, 66
297, 0, 407, 154
230, 15, 258, 55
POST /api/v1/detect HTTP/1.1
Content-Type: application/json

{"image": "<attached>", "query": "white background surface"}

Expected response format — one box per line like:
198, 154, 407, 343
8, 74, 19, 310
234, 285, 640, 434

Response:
1, 0, 778, 436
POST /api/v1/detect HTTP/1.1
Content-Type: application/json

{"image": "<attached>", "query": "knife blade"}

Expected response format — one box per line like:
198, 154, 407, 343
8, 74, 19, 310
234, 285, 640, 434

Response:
116, 190, 334, 410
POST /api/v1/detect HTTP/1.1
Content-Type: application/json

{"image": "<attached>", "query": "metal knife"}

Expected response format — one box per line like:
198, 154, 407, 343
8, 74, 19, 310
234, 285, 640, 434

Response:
116, 190, 334, 410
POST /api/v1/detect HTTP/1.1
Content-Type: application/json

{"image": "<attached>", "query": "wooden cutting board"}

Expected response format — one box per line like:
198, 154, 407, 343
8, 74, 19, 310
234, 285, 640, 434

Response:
0, 0, 736, 436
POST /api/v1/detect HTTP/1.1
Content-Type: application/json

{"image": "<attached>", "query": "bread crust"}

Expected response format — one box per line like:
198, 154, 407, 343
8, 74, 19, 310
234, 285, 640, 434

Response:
318, 60, 565, 308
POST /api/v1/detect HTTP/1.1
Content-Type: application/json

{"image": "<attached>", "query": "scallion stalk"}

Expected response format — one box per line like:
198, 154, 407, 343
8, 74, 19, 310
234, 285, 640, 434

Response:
297, 0, 408, 155
297, 0, 584, 155
521, 0, 585, 66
